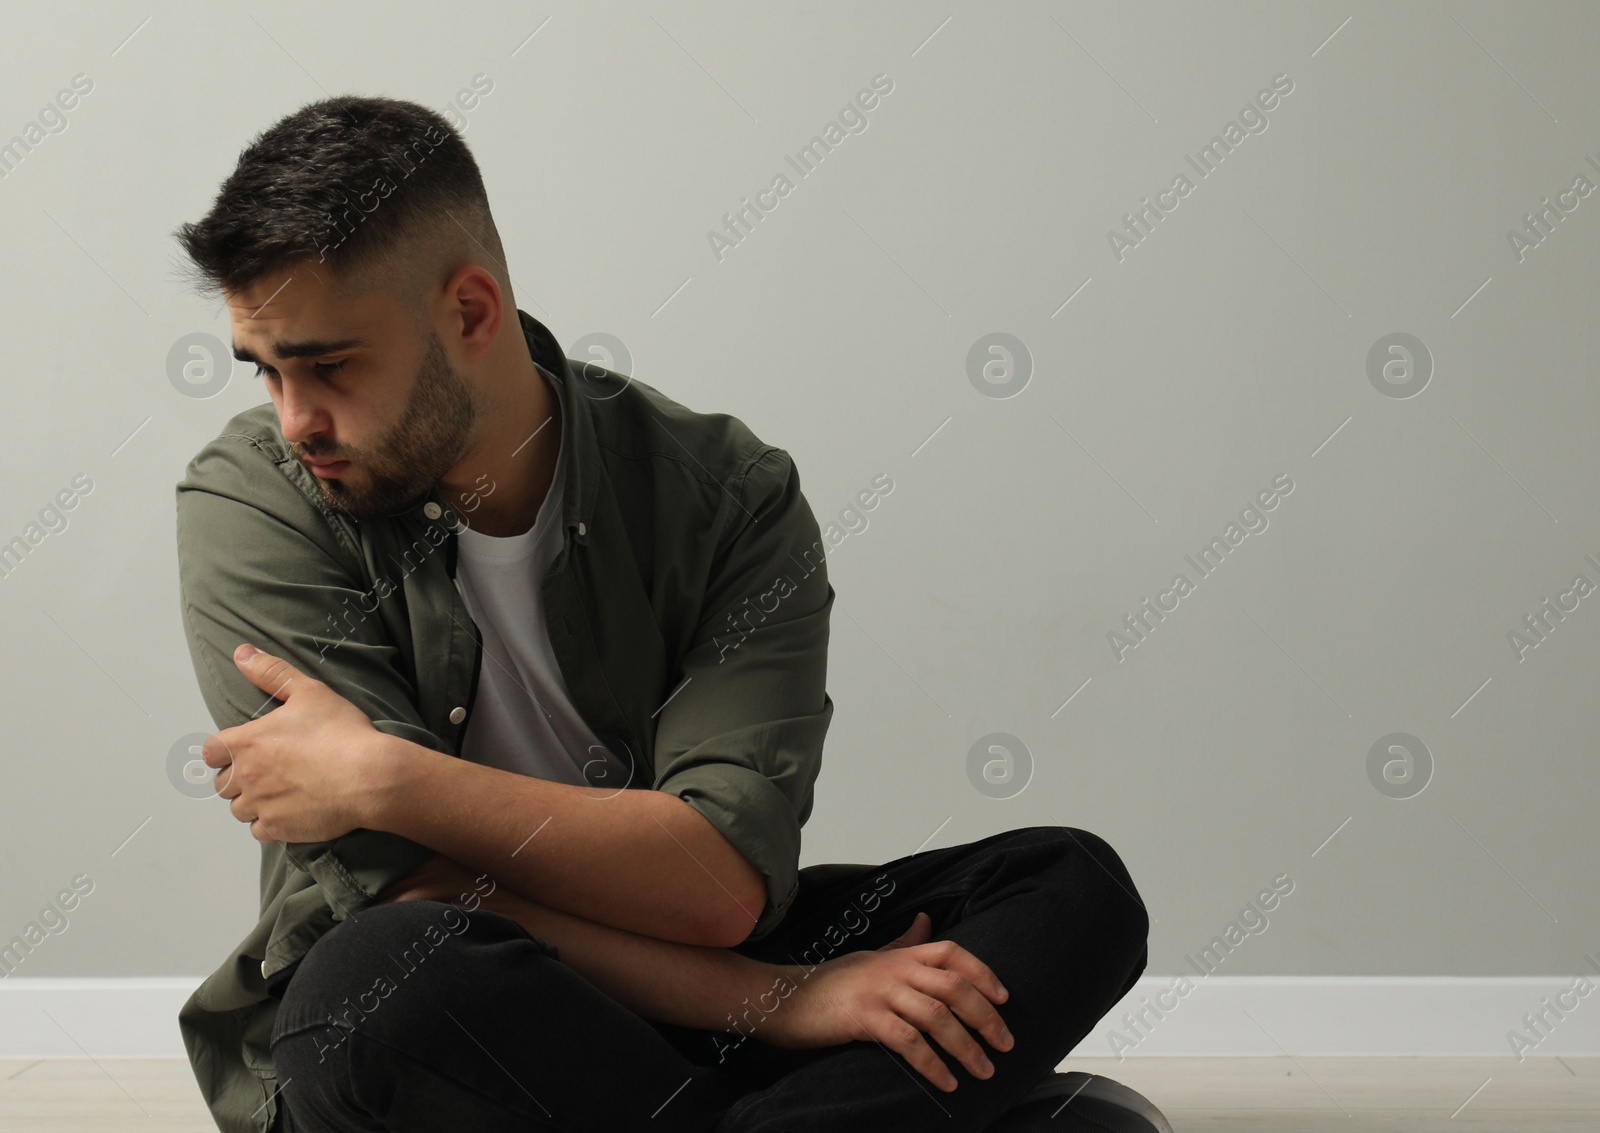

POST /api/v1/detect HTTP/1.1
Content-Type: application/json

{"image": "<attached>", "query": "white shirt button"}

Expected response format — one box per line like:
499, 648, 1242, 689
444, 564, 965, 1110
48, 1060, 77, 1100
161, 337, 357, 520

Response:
261, 960, 269, 978
424, 502, 442, 519
576, 521, 586, 536
449, 706, 467, 724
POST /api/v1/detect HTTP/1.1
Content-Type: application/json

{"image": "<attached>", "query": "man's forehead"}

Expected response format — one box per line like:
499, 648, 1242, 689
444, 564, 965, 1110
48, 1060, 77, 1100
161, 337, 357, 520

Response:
225, 265, 325, 320
225, 276, 380, 363
224, 263, 370, 323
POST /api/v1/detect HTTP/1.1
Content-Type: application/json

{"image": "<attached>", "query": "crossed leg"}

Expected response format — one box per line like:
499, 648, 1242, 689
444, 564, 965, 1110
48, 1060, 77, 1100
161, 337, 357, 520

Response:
269, 824, 1147, 1133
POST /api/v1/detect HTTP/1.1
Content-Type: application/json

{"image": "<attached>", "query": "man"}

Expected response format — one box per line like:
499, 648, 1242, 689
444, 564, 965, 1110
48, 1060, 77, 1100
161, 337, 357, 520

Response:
171, 95, 1163, 1133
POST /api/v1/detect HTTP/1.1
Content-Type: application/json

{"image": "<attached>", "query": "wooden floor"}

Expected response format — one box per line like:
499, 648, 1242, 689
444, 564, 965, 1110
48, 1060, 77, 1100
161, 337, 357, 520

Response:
1067, 1055, 1599, 1130
0, 1056, 1593, 1129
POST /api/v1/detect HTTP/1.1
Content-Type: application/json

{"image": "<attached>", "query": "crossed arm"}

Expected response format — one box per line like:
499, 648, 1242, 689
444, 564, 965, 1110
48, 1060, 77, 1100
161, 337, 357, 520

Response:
371, 849, 784, 1033
201, 641, 766, 947
204, 643, 795, 1030
369, 837, 1014, 1094
364, 732, 767, 947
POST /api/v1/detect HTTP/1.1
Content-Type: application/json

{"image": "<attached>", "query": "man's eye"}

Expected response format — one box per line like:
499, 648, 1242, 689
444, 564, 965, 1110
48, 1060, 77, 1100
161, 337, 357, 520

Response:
253, 361, 346, 379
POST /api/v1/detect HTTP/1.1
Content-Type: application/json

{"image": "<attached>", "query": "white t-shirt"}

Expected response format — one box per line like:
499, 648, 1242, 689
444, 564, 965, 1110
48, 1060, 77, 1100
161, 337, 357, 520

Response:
454, 365, 629, 789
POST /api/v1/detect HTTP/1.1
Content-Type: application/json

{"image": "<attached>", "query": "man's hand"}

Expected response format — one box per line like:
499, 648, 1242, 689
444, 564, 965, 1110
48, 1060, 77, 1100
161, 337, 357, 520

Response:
203, 643, 390, 844
766, 910, 1015, 1093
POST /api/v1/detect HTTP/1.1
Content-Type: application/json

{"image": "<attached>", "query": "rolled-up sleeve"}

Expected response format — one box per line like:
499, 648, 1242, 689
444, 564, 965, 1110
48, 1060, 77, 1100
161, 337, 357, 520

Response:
176, 432, 437, 924
651, 445, 834, 942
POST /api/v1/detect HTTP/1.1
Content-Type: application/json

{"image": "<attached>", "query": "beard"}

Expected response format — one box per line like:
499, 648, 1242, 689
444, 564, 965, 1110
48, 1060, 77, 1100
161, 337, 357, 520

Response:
299, 329, 480, 522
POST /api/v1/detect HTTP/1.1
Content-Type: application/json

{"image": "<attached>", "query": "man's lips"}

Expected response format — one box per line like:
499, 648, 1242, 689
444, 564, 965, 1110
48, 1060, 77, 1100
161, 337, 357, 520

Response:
306, 458, 351, 477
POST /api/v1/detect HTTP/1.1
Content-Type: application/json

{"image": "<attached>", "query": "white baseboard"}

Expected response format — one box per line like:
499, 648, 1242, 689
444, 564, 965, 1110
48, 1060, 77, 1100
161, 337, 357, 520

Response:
0, 979, 202, 1058
1094, 976, 1600, 1059
1, 976, 1597, 1060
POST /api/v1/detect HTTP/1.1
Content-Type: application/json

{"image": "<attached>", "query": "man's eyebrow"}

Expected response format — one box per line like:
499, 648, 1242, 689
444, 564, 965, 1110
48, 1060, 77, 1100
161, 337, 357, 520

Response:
231, 337, 370, 365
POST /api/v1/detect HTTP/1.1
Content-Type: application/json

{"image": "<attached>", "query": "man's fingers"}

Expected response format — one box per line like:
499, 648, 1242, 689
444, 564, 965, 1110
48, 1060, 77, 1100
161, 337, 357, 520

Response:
208, 767, 235, 800
918, 938, 1010, 1007
873, 1008, 959, 1093
889, 979, 985, 1088
880, 909, 933, 951
260, 657, 300, 701
241, 649, 305, 703
202, 736, 233, 770
203, 738, 238, 799
907, 963, 1013, 1057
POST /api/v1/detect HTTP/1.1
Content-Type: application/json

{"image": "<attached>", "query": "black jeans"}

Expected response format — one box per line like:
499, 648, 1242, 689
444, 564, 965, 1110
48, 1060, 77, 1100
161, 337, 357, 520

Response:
270, 824, 1148, 1133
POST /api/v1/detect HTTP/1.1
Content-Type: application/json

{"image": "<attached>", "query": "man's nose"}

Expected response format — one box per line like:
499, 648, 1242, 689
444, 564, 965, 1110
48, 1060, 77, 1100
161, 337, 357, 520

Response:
277, 378, 326, 445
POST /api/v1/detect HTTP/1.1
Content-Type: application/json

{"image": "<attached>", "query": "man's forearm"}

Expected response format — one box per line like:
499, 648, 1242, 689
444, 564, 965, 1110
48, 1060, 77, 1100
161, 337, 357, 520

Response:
465, 883, 804, 1038
365, 734, 768, 947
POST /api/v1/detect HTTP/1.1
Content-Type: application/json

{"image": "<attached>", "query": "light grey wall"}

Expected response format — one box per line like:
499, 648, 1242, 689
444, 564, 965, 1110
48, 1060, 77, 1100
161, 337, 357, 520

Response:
2, 0, 1595, 983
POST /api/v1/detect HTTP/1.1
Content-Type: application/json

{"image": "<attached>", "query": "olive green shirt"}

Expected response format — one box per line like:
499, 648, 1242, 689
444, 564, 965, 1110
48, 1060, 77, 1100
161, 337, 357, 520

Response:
174, 309, 834, 1133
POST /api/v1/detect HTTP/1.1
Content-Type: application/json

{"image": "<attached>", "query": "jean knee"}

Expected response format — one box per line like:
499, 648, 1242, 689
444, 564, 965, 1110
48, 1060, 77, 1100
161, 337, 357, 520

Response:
1053, 826, 1150, 946
273, 901, 475, 1047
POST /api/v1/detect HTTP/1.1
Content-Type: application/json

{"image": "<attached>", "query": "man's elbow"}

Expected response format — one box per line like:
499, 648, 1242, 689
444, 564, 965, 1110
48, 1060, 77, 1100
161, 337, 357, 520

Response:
701, 874, 768, 948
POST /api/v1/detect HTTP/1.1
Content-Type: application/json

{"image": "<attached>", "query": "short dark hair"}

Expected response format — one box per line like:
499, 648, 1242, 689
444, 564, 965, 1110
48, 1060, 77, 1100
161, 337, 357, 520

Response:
173, 95, 510, 315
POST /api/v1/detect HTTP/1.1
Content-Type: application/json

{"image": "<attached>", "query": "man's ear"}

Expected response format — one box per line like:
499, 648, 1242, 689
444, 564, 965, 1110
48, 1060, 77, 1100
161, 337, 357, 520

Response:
444, 260, 505, 363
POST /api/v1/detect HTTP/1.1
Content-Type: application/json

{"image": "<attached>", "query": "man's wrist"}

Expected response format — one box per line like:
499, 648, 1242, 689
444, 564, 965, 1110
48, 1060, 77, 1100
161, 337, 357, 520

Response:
725, 959, 814, 1047
359, 729, 433, 832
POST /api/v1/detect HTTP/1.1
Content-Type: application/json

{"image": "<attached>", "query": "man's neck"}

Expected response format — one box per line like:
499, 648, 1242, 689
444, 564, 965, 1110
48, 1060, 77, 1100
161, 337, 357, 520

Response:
448, 356, 562, 538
